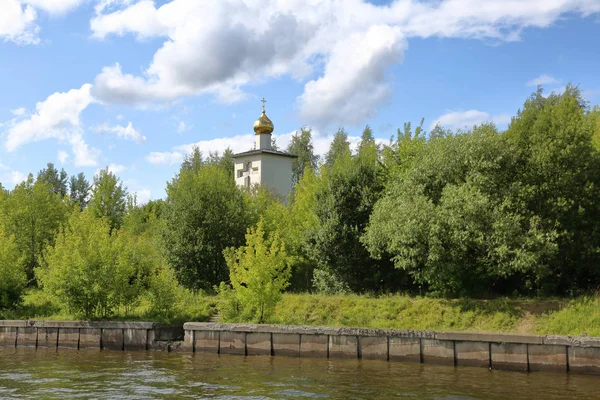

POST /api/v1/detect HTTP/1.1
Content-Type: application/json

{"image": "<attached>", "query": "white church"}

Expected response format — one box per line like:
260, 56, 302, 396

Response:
232, 100, 297, 199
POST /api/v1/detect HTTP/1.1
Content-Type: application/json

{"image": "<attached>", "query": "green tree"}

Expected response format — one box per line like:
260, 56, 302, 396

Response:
0, 223, 26, 309
89, 168, 128, 231
69, 172, 90, 210
37, 209, 120, 318
309, 137, 399, 293
37, 163, 68, 197
287, 127, 319, 185
221, 220, 291, 323
325, 128, 351, 166
163, 163, 250, 290
1, 175, 69, 279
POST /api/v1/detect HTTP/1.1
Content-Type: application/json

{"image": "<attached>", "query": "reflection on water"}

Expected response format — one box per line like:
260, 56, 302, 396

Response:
0, 347, 598, 399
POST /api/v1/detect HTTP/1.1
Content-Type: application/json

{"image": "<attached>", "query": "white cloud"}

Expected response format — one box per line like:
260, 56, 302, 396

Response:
8, 170, 27, 185
0, 0, 85, 44
146, 151, 184, 166
57, 150, 69, 164
89, 0, 600, 127
3, 84, 100, 167
527, 74, 559, 86
177, 121, 190, 134
96, 163, 126, 175
10, 107, 27, 116
95, 121, 146, 143
134, 188, 151, 205
431, 110, 512, 131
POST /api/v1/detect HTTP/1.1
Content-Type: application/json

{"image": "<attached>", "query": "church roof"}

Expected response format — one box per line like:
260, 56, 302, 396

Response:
232, 149, 298, 159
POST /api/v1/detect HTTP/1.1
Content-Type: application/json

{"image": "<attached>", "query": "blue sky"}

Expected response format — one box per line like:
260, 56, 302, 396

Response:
1, 0, 599, 202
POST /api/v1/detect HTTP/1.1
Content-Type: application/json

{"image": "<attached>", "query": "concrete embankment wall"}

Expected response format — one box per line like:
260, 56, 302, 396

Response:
183, 323, 600, 375
0, 320, 183, 350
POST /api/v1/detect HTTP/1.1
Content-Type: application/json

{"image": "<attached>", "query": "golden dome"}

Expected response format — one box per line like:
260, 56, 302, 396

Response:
253, 109, 274, 135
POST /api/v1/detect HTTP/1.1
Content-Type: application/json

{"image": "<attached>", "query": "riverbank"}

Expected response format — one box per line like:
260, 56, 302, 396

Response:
3, 292, 599, 337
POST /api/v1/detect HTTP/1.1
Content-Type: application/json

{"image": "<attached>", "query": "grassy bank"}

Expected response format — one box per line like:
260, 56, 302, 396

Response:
268, 294, 600, 337
2, 291, 599, 337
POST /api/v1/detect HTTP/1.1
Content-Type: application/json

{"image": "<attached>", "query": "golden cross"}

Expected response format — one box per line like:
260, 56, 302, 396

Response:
261, 97, 267, 111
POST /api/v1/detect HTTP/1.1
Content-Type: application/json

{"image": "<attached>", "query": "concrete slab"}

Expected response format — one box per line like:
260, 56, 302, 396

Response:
101, 328, 124, 350
193, 331, 220, 353
329, 335, 358, 359
491, 343, 528, 371
272, 333, 300, 357
299, 334, 328, 358
422, 339, 454, 365
456, 341, 489, 368
37, 328, 58, 348
219, 331, 246, 355
528, 344, 567, 372
79, 328, 101, 349
58, 328, 80, 349
0, 327, 17, 346
388, 337, 421, 363
124, 328, 148, 350
568, 346, 600, 375
246, 332, 271, 356
360, 336, 388, 361
16, 327, 38, 347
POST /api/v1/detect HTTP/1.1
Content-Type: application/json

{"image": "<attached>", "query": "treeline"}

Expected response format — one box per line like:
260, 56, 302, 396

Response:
1, 86, 599, 322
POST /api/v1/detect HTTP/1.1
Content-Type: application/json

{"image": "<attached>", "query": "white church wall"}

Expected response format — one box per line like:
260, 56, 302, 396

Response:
260, 154, 294, 200
234, 155, 262, 188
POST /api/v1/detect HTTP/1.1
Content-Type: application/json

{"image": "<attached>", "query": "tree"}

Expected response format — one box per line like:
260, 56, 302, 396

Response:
0, 223, 26, 309
37, 163, 68, 197
1, 175, 69, 280
69, 172, 90, 209
89, 167, 128, 231
287, 127, 319, 185
37, 209, 121, 318
325, 128, 351, 166
221, 220, 290, 323
163, 163, 250, 290
309, 137, 399, 293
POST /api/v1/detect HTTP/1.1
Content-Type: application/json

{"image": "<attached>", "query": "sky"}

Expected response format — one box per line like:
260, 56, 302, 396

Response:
1, 0, 599, 203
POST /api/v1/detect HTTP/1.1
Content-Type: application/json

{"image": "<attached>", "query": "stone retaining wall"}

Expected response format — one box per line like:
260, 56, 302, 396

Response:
183, 322, 600, 375
0, 320, 183, 350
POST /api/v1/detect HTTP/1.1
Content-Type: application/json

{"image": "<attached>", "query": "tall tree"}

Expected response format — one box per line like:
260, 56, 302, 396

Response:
69, 172, 90, 210
88, 168, 128, 232
325, 128, 351, 166
287, 127, 319, 185
163, 163, 250, 290
1, 175, 68, 279
37, 163, 68, 197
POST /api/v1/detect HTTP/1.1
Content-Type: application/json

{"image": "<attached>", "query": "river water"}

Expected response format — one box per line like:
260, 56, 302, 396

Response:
0, 347, 598, 399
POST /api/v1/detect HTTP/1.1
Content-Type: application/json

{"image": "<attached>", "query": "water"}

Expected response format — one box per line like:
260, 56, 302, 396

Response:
0, 347, 598, 399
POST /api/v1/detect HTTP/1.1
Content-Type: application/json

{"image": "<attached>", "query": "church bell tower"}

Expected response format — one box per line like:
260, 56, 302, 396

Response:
232, 99, 297, 199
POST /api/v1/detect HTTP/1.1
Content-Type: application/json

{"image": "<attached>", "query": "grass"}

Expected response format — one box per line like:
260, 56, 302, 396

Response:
0, 289, 218, 325
3, 291, 599, 337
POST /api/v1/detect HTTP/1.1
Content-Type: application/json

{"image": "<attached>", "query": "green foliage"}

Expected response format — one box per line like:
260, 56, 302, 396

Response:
37, 163, 68, 197
0, 224, 26, 309
163, 162, 249, 290
221, 220, 291, 323
69, 172, 90, 210
366, 87, 600, 296
37, 209, 121, 318
89, 168, 128, 232
287, 127, 319, 185
310, 133, 401, 293
0, 175, 69, 279
325, 128, 351, 166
